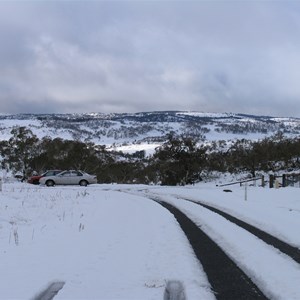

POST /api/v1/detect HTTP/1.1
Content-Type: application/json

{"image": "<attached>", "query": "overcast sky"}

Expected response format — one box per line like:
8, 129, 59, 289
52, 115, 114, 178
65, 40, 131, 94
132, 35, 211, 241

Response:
1, 1, 300, 117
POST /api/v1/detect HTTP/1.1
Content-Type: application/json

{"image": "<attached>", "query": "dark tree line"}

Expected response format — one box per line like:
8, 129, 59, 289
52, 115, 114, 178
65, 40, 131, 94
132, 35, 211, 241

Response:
205, 133, 300, 177
0, 126, 299, 185
152, 133, 206, 185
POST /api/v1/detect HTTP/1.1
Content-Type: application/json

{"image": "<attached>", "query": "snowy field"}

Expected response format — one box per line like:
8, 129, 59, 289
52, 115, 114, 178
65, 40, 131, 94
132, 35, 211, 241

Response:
0, 181, 300, 299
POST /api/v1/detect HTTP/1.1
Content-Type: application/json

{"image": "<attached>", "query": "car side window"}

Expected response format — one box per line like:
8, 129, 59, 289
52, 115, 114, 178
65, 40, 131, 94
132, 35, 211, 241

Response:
62, 172, 70, 177
68, 171, 78, 177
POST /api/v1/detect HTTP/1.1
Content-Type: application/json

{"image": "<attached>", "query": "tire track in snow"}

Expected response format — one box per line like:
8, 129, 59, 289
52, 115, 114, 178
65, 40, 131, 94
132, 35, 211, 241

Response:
180, 197, 300, 265
157, 200, 268, 300
33, 281, 65, 300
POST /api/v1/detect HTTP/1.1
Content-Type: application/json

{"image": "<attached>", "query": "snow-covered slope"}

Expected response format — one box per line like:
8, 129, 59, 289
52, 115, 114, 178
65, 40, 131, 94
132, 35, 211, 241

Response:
1, 181, 300, 299
0, 111, 299, 153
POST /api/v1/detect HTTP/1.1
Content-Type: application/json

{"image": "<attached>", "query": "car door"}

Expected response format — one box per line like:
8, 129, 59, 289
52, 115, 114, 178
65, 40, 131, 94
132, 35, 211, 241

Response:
56, 171, 72, 185
69, 171, 81, 185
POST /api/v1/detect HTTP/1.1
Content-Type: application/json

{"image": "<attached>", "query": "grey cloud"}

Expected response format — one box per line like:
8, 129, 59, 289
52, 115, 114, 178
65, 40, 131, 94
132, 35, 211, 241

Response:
0, 1, 300, 117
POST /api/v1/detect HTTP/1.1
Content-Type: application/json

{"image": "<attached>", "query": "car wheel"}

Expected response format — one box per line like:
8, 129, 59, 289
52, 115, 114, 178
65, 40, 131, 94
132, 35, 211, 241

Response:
79, 180, 88, 186
46, 180, 55, 187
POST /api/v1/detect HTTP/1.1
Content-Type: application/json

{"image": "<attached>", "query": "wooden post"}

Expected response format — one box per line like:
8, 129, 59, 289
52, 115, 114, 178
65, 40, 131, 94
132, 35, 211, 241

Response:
282, 174, 286, 187
269, 175, 274, 188
261, 175, 265, 187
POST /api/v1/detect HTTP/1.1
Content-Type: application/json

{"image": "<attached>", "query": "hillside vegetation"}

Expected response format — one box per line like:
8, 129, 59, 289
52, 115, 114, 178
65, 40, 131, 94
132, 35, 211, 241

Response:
0, 111, 300, 147
0, 126, 299, 185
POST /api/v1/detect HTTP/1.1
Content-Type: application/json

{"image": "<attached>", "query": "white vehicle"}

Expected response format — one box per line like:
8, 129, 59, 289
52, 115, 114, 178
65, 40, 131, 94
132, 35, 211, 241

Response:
39, 170, 97, 187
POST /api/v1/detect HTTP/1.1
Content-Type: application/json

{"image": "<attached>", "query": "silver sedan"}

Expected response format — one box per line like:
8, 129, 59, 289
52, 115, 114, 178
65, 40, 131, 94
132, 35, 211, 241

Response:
39, 170, 97, 187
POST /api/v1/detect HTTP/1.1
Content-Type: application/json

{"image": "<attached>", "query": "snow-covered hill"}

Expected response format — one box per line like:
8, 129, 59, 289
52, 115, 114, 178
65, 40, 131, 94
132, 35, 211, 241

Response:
0, 111, 299, 153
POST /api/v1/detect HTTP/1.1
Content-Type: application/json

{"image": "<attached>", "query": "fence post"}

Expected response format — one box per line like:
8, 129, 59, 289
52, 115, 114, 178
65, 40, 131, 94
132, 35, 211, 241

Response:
0, 178, 2, 192
261, 175, 265, 187
269, 175, 274, 188
282, 174, 286, 187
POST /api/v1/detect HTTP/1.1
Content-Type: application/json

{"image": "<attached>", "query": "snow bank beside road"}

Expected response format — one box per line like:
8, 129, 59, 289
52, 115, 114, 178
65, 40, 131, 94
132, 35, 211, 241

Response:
0, 183, 213, 300
1, 182, 300, 299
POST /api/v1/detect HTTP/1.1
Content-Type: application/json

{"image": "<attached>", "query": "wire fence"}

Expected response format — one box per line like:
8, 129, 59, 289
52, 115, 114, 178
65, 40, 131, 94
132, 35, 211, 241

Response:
218, 173, 300, 188
284, 174, 300, 188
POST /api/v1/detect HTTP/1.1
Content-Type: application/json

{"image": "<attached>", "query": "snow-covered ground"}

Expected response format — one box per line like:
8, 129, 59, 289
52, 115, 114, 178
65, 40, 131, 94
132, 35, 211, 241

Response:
0, 180, 300, 299
107, 143, 161, 156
